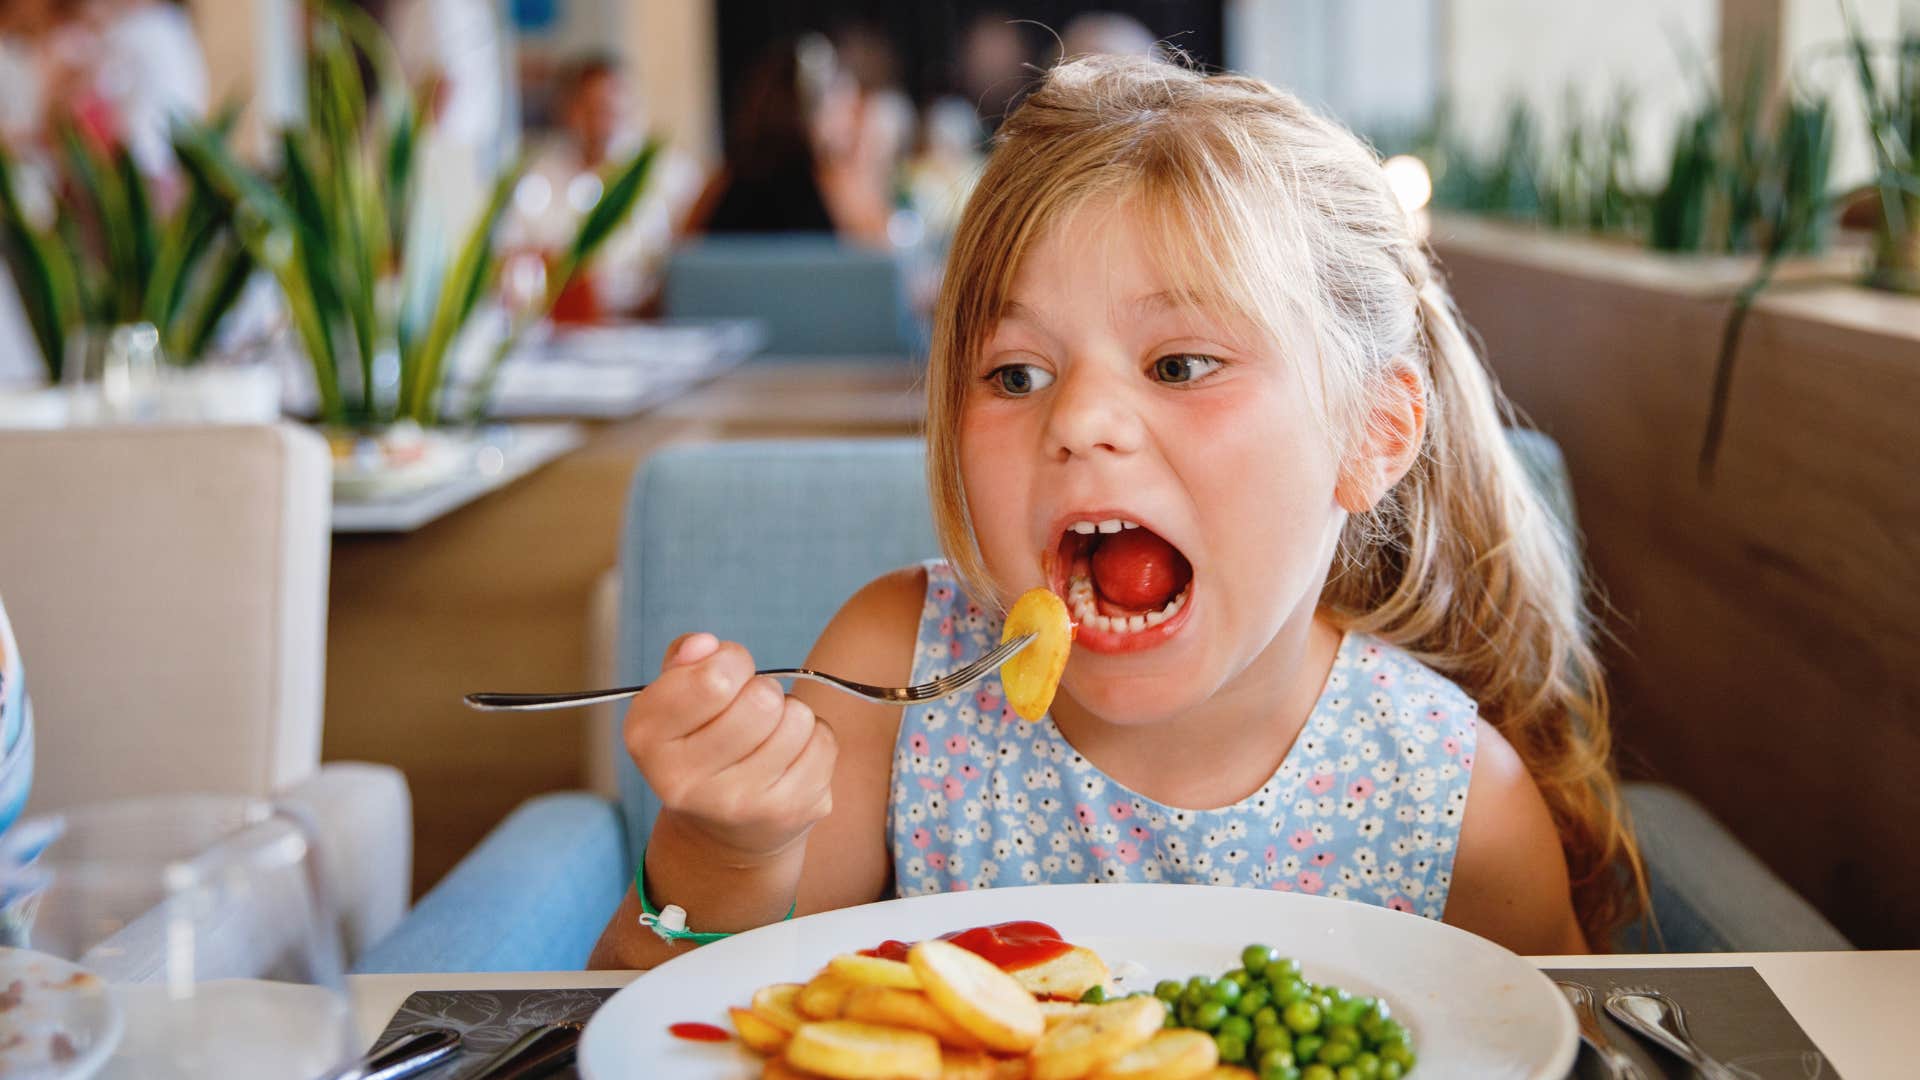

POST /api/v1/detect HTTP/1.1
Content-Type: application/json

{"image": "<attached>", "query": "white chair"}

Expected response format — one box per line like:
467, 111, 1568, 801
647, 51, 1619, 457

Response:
0, 423, 410, 965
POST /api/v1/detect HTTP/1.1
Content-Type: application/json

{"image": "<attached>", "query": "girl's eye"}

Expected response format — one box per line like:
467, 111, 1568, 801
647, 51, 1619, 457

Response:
1151, 353, 1224, 385
988, 363, 1055, 396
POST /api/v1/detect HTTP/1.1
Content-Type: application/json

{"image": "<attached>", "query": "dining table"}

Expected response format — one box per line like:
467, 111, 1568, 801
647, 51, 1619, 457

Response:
349, 949, 1919, 1078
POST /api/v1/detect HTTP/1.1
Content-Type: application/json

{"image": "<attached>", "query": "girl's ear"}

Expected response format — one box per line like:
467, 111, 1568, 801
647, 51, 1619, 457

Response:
1335, 358, 1427, 513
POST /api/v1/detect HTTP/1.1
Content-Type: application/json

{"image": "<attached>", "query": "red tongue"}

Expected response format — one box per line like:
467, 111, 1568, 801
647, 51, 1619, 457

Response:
1090, 529, 1192, 612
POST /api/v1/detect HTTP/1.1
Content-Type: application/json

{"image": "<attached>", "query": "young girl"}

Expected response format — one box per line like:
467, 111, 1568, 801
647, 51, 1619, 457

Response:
592, 56, 1640, 968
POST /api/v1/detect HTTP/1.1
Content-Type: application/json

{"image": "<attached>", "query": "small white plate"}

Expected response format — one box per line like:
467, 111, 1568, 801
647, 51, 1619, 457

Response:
579, 883, 1575, 1080
0, 947, 123, 1080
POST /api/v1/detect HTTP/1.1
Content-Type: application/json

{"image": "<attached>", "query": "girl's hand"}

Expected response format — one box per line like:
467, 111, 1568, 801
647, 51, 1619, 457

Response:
622, 632, 838, 862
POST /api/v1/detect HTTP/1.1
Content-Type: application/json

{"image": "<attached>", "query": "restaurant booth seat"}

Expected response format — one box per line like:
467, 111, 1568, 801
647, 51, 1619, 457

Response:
662, 235, 925, 358
357, 437, 1848, 973
0, 424, 413, 969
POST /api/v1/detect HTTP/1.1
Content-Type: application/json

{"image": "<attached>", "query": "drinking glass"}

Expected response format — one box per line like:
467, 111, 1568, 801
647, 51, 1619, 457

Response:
0, 795, 357, 1079
62, 323, 165, 424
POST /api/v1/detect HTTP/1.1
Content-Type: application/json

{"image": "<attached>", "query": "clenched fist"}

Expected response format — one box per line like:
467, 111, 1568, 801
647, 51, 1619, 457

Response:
623, 632, 838, 860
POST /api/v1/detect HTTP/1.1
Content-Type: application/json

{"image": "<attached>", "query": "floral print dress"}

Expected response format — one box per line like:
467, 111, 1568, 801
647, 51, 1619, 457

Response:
887, 561, 1480, 921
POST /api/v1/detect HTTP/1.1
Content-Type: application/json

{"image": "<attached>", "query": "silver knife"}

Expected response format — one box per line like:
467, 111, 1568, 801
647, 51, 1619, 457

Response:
325, 1026, 461, 1080
467, 1021, 585, 1080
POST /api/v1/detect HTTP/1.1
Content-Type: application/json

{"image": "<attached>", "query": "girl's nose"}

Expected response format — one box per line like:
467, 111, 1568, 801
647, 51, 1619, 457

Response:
1043, 363, 1146, 461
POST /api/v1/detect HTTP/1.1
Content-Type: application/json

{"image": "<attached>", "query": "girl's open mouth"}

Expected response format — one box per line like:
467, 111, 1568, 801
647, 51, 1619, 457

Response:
1046, 516, 1195, 654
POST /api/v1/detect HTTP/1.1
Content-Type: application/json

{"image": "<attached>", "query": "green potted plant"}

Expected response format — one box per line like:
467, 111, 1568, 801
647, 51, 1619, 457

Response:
0, 111, 264, 419
1842, 4, 1919, 293
174, 0, 657, 490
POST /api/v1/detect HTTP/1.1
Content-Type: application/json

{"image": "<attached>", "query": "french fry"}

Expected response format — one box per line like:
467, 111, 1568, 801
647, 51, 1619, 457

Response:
731, 1005, 793, 1055
939, 1048, 1035, 1079
1030, 997, 1165, 1080
843, 985, 986, 1051
785, 1020, 942, 1080
828, 952, 924, 990
1089, 1030, 1219, 1080
752, 983, 808, 1034
762, 1056, 817, 1080
1010, 947, 1111, 1002
908, 939, 1045, 1055
798, 972, 858, 1020
1037, 1001, 1097, 1028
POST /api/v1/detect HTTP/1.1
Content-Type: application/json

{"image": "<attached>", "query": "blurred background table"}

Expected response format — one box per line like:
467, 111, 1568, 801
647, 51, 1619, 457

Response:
324, 359, 924, 894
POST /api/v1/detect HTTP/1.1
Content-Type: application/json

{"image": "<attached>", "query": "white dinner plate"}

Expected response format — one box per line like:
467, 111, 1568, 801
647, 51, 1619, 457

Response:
0, 947, 123, 1080
580, 883, 1576, 1080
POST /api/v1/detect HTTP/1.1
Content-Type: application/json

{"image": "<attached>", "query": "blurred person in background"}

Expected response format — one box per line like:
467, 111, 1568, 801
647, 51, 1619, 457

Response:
957, 13, 1032, 131
1059, 11, 1163, 62
502, 53, 703, 319
691, 33, 890, 245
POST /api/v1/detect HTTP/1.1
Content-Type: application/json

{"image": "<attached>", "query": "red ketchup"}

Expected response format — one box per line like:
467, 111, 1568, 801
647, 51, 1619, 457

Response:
860, 920, 1073, 972
668, 1021, 731, 1043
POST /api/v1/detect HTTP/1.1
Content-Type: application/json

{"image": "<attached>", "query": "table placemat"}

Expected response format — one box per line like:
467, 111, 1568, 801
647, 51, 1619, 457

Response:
370, 968, 1836, 1079
1542, 967, 1836, 1079
371, 988, 617, 1078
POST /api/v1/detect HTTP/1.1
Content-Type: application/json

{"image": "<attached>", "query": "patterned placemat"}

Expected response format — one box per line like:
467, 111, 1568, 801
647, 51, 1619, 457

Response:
1541, 967, 1836, 1079
370, 967, 1836, 1079
371, 988, 618, 1079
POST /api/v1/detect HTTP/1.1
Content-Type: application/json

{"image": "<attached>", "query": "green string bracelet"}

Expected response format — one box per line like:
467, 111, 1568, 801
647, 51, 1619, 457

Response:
635, 846, 797, 944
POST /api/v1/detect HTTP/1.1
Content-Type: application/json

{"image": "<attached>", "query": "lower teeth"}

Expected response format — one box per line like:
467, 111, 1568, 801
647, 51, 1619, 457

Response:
1067, 573, 1187, 634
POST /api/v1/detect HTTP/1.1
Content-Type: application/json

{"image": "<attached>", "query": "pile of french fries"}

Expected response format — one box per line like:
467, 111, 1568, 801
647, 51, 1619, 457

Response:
728, 938, 1250, 1079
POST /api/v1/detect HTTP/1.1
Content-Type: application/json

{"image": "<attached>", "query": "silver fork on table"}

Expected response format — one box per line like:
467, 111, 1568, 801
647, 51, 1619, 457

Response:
465, 634, 1036, 712
1557, 981, 1647, 1080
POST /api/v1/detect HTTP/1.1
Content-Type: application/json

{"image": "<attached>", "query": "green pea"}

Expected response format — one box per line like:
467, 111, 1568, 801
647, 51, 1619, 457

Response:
1215, 1032, 1248, 1064
1283, 1000, 1323, 1034
1352, 1051, 1381, 1080
1080, 985, 1107, 1004
1188, 975, 1212, 997
1258, 1047, 1298, 1077
1226, 967, 1253, 989
1211, 979, 1244, 1007
1266, 956, 1304, 983
1261, 1062, 1301, 1080
1294, 1034, 1325, 1063
1220, 1015, 1253, 1044
1243, 944, 1280, 973
1272, 978, 1310, 1006
1164, 1009, 1180, 1029
1379, 1062, 1403, 1080
1327, 997, 1367, 1026
1377, 1040, 1415, 1069
1302, 1065, 1335, 1080
1236, 986, 1272, 1017
1254, 1024, 1293, 1055
1194, 1001, 1230, 1031
1317, 1039, 1355, 1066
1154, 979, 1183, 1003
1376, 1020, 1409, 1048
1326, 1023, 1361, 1048
1254, 1006, 1281, 1031
1336, 1067, 1362, 1080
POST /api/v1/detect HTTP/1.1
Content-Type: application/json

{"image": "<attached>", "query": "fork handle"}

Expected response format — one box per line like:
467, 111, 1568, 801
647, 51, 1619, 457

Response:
466, 670, 813, 712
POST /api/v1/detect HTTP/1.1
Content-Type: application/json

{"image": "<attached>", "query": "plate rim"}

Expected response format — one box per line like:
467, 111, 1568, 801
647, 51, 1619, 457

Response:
582, 882, 1577, 1080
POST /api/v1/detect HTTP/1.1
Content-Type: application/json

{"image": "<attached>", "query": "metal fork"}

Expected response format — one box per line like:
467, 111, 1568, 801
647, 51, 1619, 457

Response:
1557, 981, 1647, 1080
464, 634, 1037, 712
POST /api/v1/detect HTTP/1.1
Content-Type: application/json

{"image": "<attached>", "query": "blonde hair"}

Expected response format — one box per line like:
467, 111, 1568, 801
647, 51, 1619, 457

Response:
925, 56, 1644, 945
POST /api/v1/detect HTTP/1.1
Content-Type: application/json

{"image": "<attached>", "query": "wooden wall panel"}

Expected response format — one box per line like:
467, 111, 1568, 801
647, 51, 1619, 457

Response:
1431, 217, 1920, 947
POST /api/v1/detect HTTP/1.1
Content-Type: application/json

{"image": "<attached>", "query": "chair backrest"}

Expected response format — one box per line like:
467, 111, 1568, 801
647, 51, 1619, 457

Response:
611, 431, 1578, 871
0, 424, 331, 813
615, 438, 937, 866
662, 235, 915, 357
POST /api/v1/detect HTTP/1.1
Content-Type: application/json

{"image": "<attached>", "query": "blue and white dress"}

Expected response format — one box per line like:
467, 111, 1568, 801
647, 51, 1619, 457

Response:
887, 560, 1480, 921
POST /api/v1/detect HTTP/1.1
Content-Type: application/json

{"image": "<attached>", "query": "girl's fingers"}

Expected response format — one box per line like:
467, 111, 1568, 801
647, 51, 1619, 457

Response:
677, 674, 786, 768
631, 640, 757, 743
722, 694, 818, 790
660, 632, 719, 673
767, 717, 838, 817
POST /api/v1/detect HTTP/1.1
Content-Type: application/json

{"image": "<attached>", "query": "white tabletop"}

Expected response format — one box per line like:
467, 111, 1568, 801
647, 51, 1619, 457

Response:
350, 950, 1919, 1078
331, 422, 584, 533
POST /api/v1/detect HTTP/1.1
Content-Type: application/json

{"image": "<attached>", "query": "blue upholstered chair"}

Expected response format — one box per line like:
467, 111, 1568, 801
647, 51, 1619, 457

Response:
356, 436, 1847, 972
662, 236, 923, 357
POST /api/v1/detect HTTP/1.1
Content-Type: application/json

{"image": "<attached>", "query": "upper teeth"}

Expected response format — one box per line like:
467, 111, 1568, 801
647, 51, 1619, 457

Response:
1070, 518, 1141, 535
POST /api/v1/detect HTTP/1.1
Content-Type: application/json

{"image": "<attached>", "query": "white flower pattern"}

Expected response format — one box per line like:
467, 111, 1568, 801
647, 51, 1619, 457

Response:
888, 561, 1478, 920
